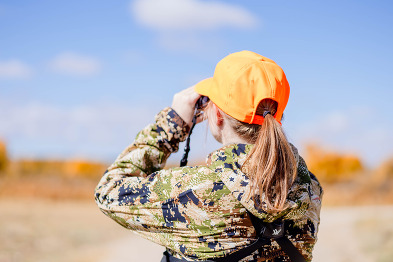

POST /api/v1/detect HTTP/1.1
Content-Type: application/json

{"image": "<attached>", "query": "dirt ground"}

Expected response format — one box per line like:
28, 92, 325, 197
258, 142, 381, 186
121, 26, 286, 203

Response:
0, 199, 392, 262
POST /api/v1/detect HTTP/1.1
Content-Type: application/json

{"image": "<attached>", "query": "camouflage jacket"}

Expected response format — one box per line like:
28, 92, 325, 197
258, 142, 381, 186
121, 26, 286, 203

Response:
95, 107, 323, 262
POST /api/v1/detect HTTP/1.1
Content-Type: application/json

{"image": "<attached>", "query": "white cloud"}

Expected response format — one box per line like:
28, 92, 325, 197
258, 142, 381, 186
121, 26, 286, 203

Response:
0, 60, 33, 78
49, 52, 101, 76
130, 0, 258, 52
131, 0, 257, 31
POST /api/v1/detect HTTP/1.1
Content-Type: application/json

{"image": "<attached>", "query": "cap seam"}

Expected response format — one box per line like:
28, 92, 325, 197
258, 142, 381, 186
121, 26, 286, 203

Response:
232, 60, 263, 122
260, 62, 274, 97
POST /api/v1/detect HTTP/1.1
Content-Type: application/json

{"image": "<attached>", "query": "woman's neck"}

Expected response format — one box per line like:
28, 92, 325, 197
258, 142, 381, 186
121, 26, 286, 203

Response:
220, 124, 250, 145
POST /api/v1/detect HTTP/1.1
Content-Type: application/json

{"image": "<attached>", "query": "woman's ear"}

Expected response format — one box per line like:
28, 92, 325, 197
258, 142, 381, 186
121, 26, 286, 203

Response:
213, 104, 224, 126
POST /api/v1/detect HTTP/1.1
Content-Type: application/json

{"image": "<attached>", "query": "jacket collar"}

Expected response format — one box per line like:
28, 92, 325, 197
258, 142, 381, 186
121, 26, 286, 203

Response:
206, 143, 311, 221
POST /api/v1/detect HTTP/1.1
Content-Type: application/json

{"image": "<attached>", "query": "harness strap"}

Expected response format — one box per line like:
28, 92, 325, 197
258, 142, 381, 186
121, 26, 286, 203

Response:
245, 210, 307, 262
275, 237, 308, 262
212, 238, 271, 262
162, 211, 306, 262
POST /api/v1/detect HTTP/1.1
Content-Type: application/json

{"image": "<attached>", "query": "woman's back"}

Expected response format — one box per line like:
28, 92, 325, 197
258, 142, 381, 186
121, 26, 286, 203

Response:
95, 51, 323, 261
95, 114, 322, 261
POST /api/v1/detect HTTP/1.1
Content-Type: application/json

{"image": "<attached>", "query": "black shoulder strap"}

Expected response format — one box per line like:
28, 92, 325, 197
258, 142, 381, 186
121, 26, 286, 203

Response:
275, 237, 308, 262
248, 210, 306, 262
215, 211, 306, 262
213, 237, 270, 262
162, 211, 307, 262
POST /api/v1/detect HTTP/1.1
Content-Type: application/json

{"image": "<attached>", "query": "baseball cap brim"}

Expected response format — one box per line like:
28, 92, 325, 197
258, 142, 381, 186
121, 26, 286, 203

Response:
194, 77, 214, 97
194, 77, 249, 122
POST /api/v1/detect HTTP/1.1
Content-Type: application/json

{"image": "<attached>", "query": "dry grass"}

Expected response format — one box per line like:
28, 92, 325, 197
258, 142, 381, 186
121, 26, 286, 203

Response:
0, 198, 166, 262
1, 199, 392, 262
0, 175, 97, 200
321, 180, 393, 206
355, 213, 393, 262
0, 199, 134, 262
313, 205, 393, 262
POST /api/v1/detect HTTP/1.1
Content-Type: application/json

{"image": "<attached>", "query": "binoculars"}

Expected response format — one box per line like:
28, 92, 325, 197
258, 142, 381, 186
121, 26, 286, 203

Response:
194, 96, 209, 118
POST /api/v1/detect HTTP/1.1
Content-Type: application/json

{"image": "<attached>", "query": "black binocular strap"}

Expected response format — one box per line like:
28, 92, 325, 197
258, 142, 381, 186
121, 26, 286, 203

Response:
180, 116, 197, 167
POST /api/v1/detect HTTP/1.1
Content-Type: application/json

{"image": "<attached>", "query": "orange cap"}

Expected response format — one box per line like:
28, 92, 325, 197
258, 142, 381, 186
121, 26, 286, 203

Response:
194, 51, 290, 125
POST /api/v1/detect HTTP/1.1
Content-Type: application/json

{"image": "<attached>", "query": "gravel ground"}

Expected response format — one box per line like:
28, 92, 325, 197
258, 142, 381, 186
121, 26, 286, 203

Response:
1, 199, 392, 262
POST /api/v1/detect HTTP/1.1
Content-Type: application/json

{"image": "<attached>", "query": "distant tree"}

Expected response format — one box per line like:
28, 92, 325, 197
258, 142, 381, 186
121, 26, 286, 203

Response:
64, 160, 107, 179
305, 144, 364, 183
373, 157, 393, 185
0, 140, 8, 172
14, 158, 107, 179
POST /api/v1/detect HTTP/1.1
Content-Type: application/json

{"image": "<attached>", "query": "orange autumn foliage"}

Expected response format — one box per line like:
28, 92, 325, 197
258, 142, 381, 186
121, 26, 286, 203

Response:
305, 144, 364, 183
13, 159, 107, 179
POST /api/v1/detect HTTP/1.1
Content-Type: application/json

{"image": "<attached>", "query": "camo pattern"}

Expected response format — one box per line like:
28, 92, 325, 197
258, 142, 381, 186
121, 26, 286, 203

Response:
95, 107, 323, 262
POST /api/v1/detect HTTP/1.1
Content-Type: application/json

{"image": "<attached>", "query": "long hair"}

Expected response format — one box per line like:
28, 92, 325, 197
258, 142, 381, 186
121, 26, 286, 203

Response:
205, 99, 297, 212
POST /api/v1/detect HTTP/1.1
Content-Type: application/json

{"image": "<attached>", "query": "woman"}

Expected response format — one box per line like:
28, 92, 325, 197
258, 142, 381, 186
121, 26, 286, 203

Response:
95, 51, 323, 261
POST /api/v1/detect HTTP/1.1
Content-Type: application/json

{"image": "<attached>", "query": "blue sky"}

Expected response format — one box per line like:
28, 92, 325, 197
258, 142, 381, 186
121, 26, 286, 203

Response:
1, 0, 392, 167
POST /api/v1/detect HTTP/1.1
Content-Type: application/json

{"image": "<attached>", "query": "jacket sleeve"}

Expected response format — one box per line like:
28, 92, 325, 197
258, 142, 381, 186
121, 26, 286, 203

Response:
94, 107, 190, 231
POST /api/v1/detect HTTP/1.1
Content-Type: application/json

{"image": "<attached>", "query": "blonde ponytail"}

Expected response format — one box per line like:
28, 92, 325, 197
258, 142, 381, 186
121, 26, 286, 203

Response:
243, 99, 297, 212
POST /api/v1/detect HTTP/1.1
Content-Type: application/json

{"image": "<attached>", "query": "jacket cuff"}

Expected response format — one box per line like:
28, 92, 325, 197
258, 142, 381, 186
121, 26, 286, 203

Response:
154, 107, 190, 152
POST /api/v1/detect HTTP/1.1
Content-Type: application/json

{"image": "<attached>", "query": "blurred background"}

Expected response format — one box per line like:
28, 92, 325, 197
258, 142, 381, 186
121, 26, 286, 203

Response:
0, 0, 392, 261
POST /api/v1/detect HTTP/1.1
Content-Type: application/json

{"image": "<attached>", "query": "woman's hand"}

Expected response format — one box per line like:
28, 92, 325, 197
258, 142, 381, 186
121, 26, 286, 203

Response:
171, 86, 201, 127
